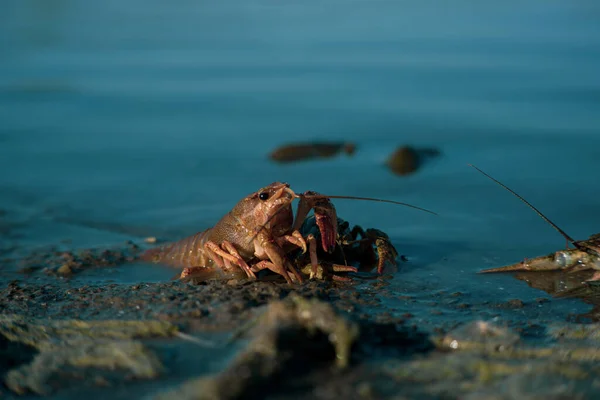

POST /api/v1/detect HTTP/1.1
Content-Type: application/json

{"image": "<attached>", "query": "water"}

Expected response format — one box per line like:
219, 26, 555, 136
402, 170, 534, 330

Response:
2, 0, 600, 322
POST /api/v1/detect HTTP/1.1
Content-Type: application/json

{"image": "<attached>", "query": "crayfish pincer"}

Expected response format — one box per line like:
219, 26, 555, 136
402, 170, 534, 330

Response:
141, 182, 436, 284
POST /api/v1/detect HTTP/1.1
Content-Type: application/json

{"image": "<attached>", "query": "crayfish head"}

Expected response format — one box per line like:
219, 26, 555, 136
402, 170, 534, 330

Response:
234, 182, 295, 237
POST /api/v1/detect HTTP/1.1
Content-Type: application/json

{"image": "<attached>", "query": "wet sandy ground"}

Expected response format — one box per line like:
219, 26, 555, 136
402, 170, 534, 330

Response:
2, 211, 600, 399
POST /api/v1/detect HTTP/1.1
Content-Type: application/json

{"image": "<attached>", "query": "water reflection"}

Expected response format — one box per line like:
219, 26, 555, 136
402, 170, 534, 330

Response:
514, 271, 600, 322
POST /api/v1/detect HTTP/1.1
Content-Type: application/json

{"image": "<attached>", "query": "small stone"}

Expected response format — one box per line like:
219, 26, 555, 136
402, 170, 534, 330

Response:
439, 320, 520, 351
56, 264, 73, 276
506, 299, 525, 308
356, 382, 374, 398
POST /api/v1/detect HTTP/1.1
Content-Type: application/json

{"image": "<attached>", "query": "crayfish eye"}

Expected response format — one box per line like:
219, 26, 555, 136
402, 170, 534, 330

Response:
259, 192, 269, 201
554, 251, 573, 268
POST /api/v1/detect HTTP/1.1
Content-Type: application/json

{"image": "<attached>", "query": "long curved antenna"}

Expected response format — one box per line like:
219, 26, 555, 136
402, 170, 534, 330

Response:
305, 194, 438, 215
468, 164, 580, 248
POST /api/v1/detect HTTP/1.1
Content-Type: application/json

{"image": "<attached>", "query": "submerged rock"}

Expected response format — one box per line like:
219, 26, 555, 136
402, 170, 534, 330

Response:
5, 341, 163, 395
383, 352, 594, 399
0, 315, 177, 395
0, 315, 178, 349
154, 294, 360, 400
548, 323, 600, 341
436, 320, 521, 352
385, 145, 441, 176
269, 142, 356, 163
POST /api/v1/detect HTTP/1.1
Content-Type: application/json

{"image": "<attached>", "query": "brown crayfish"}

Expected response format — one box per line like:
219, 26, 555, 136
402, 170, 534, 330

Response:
470, 165, 600, 282
141, 182, 435, 283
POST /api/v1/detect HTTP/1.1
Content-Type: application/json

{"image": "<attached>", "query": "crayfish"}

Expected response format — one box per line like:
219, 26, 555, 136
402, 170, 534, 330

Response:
470, 165, 600, 282
141, 182, 435, 284
294, 216, 401, 281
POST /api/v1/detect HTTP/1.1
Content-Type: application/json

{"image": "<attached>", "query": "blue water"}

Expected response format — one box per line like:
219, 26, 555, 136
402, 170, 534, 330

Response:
2, 0, 600, 322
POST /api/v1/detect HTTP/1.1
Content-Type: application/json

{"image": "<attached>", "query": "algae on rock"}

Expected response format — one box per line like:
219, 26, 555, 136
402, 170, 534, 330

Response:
154, 294, 360, 400
0, 314, 178, 395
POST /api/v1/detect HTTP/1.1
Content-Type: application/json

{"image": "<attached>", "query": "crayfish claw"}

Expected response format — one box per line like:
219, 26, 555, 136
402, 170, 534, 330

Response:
315, 210, 337, 253
364, 228, 399, 274
295, 191, 339, 254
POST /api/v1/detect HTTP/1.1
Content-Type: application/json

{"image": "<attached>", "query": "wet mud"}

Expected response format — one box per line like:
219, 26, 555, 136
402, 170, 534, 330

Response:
3, 234, 600, 399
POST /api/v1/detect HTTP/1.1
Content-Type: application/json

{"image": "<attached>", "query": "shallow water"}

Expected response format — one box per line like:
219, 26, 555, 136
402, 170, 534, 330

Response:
2, 0, 600, 328
3, 2, 600, 399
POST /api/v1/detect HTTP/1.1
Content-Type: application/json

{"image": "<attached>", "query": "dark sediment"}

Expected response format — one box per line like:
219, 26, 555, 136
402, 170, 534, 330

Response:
2, 239, 600, 399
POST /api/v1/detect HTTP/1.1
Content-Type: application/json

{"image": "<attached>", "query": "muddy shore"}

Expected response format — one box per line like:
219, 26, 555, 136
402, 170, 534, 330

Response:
2, 234, 600, 400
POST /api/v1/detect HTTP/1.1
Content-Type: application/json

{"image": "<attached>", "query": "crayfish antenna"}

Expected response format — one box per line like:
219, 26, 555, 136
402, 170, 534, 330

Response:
304, 194, 438, 216
468, 164, 580, 249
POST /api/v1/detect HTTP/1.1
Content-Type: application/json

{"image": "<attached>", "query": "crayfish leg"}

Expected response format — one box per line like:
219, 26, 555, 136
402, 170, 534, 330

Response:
332, 275, 353, 282
204, 240, 257, 280
275, 231, 308, 254
331, 264, 359, 273
301, 262, 358, 282
258, 239, 304, 284
306, 233, 319, 279
251, 260, 302, 284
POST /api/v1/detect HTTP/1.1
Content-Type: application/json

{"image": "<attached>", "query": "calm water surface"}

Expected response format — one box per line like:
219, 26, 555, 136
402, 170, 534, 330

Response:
2, 0, 600, 322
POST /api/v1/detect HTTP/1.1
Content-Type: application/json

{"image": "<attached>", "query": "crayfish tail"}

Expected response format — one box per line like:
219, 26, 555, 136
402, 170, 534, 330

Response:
140, 230, 209, 268
140, 244, 175, 264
